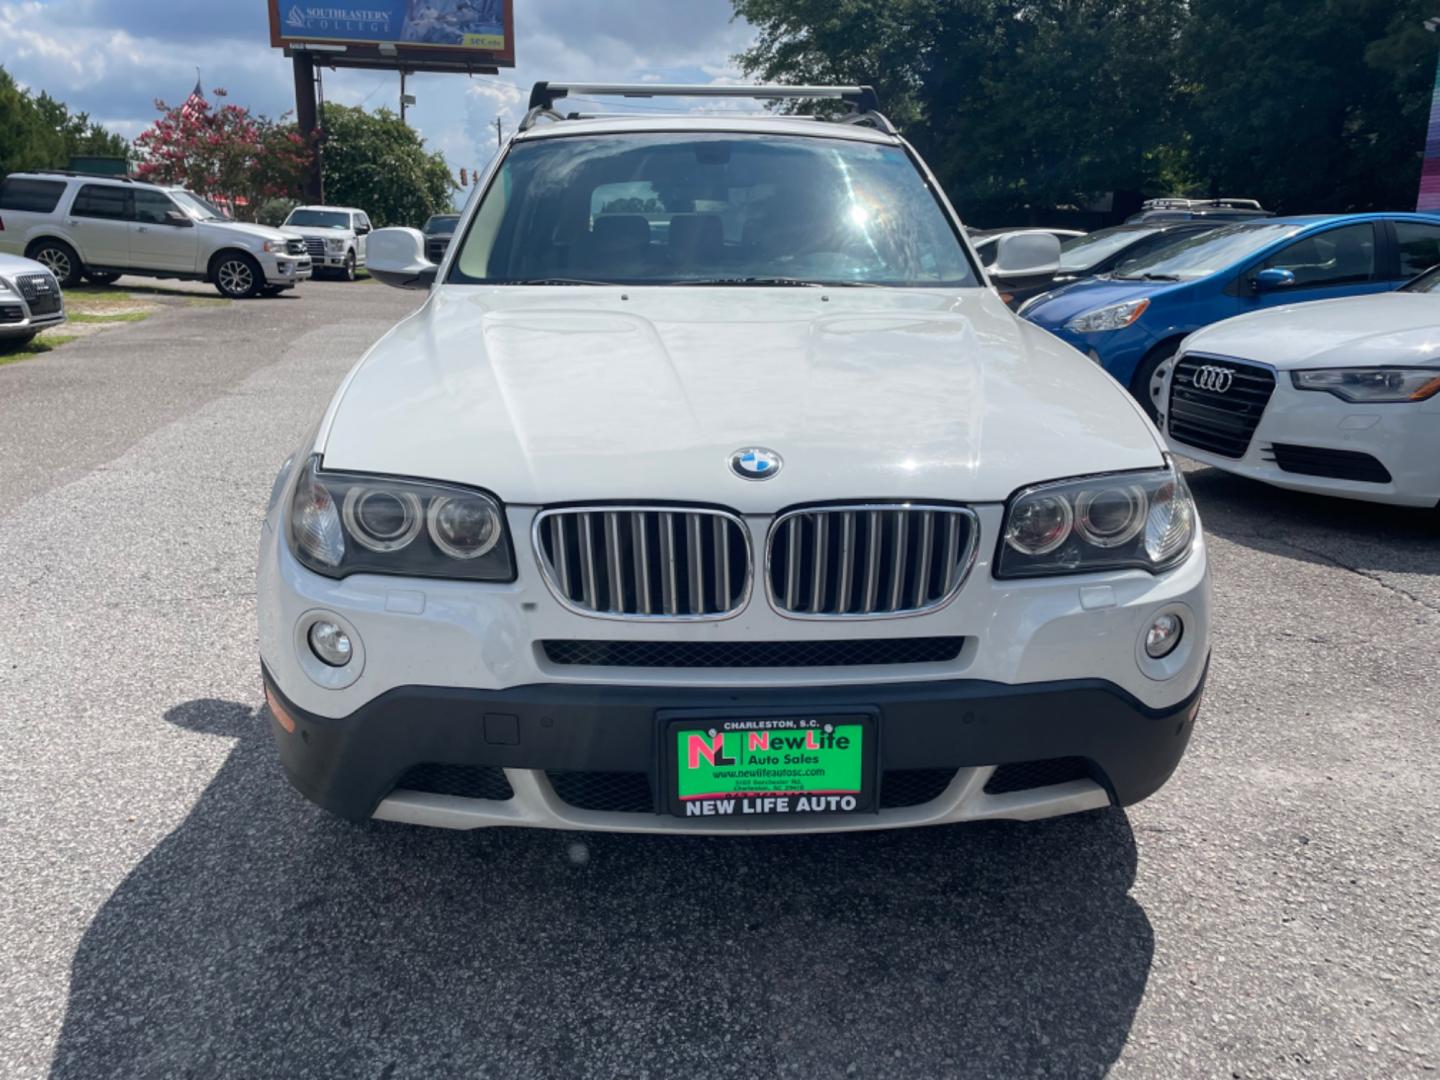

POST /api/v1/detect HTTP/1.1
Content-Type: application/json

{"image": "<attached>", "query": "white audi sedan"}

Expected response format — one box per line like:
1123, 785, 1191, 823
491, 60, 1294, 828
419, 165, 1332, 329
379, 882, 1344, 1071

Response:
257, 82, 1210, 834
1161, 268, 1440, 507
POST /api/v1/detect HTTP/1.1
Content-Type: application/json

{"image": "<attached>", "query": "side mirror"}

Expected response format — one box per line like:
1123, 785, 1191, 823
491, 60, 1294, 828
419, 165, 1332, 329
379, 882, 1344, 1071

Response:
989, 233, 1061, 279
355, 223, 371, 235
1253, 267, 1295, 291
165, 210, 194, 228
367, 227, 438, 290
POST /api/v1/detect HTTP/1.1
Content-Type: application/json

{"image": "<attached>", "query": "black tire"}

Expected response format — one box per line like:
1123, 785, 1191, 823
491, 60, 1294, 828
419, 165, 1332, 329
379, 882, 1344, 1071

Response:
84, 270, 122, 286
212, 252, 264, 299
28, 239, 83, 288
1129, 341, 1181, 423
340, 251, 356, 282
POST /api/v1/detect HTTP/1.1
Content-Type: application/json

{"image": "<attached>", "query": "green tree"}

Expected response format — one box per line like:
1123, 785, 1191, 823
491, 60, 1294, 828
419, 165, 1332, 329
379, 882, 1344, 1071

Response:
1178, 0, 1432, 213
319, 104, 456, 227
732, 0, 1189, 223
0, 65, 128, 175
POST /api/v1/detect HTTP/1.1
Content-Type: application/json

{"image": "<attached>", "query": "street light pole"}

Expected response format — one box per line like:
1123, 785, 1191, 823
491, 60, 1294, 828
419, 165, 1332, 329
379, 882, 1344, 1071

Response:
495, 117, 504, 147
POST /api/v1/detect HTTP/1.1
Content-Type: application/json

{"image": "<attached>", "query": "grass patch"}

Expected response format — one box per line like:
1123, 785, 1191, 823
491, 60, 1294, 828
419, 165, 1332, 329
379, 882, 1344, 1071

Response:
66, 310, 153, 325
0, 334, 77, 365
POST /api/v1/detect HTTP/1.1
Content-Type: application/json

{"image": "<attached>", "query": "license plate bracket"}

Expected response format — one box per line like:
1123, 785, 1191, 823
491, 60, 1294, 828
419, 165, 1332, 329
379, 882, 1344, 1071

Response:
660, 708, 878, 819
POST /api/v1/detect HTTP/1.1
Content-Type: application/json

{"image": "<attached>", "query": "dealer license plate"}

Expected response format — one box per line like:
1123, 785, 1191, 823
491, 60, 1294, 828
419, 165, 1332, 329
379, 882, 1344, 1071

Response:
664, 712, 877, 819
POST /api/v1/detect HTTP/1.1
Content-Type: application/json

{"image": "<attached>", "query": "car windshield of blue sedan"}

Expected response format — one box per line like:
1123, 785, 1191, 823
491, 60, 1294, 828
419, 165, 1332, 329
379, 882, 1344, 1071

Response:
1110, 223, 1301, 282
1058, 225, 1157, 271
450, 133, 979, 288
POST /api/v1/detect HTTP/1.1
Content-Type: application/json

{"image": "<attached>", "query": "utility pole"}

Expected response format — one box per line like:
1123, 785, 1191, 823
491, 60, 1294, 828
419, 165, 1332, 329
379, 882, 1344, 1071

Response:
495, 117, 504, 148
401, 71, 407, 124
292, 52, 324, 204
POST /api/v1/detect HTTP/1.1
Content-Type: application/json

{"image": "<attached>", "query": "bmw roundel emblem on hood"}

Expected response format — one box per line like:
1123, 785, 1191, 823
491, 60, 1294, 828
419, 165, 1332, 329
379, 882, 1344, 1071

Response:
731, 448, 782, 481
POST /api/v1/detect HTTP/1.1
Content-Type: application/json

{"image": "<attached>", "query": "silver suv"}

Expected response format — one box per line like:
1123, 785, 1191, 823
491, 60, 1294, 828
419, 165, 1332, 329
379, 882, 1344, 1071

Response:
0, 172, 312, 298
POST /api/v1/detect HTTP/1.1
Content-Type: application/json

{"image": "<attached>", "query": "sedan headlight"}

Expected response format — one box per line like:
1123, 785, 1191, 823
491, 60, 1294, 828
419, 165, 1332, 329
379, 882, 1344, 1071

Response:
997, 463, 1196, 579
325, 237, 346, 252
1065, 298, 1150, 334
1291, 367, 1440, 403
286, 455, 514, 581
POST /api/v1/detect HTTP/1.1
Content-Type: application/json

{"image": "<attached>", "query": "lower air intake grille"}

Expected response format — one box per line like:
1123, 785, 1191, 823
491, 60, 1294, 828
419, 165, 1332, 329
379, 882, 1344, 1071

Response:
768, 505, 977, 617
879, 769, 959, 808
394, 764, 514, 800
1167, 354, 1276, 459
542, 637, 966, 668
547, 771, 653, 813
0, 305, 23, 323
1268, 443, 1392, 484
536, 506, 749, 619
984, 758, 1094, 795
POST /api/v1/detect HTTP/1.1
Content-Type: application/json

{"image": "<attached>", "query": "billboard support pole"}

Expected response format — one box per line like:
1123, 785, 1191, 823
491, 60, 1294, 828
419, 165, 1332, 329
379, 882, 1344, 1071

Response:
293, 52, 324, 204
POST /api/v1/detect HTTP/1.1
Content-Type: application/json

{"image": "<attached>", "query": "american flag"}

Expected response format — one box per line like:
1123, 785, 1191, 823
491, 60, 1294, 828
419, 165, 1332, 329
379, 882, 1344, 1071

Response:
179, 75, 205, 122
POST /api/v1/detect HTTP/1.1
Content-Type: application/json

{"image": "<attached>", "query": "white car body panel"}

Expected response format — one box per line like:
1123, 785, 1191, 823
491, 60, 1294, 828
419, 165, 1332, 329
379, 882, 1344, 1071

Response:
319, 286, 1165, 508
1163, 294, 1440, 507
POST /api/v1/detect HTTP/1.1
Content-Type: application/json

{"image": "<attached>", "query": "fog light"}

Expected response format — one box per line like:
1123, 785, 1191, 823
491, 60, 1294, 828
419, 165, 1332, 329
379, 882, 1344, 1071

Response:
1145, 614, 1183, 659
308, 620, 353, 667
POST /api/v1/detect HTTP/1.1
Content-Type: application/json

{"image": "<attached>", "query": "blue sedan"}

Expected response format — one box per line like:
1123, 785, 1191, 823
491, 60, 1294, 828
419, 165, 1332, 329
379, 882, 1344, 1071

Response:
1021, 213, 1440, 417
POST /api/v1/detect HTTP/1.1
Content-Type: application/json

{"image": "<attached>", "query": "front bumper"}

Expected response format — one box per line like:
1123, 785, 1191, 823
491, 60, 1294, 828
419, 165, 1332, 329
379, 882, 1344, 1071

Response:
0, 297, 65, 337
263, 663, 1206, 833
263, 253, 312, 285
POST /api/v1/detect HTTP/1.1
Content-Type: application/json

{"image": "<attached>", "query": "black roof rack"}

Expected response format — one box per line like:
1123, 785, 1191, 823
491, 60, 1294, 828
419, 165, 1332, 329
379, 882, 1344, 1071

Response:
520, 82, 893, 135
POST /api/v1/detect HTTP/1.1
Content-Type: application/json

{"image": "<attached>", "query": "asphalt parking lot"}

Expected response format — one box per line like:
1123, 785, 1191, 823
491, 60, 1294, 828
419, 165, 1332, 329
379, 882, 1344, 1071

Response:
0, 279, 1436, 1079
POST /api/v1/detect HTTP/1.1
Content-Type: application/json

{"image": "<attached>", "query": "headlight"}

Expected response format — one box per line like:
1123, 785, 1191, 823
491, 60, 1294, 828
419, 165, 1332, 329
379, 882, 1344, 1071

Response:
326, 237, 346, 252
1291, 367, 1440, 403
286, 455, 513, 581
1065, 298, 1150, 334
997, 463, 1196, 578
262, 240, 279, 253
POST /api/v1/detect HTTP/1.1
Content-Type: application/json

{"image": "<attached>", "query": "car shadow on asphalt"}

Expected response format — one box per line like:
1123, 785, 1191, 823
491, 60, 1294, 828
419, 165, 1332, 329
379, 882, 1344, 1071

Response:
1184, 464, 1440, 576
49, 699, 1154, 1079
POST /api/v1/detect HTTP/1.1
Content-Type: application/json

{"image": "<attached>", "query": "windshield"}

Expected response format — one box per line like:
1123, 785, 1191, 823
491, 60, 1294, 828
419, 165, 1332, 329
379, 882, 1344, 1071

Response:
451, 133, 979, 288
425, 214, 460, 234
1110, 223, 1301, 281
286, 210, 350, 230
1058, 226, 1156, 271
1402, 266, 1440, 294
171, 190, 225, 221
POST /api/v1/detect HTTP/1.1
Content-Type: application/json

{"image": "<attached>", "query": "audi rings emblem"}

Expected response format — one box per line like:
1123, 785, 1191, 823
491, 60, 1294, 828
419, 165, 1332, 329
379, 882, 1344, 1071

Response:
1194, 365, 1234, 394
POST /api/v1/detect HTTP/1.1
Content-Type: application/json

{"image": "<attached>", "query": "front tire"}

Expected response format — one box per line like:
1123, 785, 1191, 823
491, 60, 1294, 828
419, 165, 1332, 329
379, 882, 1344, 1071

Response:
339, 251, 356, 282
212, 253, 263, 299
28, 240, 83, 288
1130, 342, 1180, 423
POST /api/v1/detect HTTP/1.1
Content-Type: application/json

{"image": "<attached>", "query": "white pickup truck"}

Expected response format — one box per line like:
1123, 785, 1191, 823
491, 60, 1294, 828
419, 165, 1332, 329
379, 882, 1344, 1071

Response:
0, 171, 312, 298
280, 205, 372, 281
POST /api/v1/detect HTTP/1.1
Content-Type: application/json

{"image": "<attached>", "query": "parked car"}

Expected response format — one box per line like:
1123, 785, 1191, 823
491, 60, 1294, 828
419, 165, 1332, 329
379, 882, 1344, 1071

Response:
0, 251, 65, 345
258, 82, 1209, 836
1159, 265, 1440, 508
422, 213, 460, 263
1022, 213, 1440, 418
280, 205, 371, 280
0, 171, 312, 298
1126, 197, 1272, 224
1048, 221, 1228, 285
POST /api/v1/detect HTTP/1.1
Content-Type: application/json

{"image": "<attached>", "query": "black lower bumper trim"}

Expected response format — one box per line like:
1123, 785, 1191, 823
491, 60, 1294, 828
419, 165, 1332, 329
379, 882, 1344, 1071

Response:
262, 664, 1206, 823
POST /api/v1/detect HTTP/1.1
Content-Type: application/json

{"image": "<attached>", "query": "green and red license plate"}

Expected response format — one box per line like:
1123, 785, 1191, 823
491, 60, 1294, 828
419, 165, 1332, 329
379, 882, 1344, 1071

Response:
663, 711, 877, 819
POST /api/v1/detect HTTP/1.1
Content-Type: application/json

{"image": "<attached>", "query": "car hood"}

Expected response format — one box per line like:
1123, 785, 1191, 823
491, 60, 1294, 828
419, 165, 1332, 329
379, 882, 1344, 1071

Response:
319, 286, 1165, 510
204, 220, 290, 244
1023, 277, 1177, 327
1184, 292, 1440, 370
0, 252, 49, 277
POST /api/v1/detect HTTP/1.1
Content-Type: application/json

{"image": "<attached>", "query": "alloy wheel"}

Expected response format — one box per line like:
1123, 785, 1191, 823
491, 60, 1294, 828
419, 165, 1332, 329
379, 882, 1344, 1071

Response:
218, 259, 254, 297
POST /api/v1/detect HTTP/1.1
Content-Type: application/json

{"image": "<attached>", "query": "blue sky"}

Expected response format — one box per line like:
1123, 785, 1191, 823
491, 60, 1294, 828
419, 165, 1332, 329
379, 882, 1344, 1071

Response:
0, 0, 755, 176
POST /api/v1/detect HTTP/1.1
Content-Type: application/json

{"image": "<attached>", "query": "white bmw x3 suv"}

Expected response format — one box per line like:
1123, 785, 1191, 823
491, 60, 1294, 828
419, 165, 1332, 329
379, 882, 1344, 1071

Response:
258, 83, 1211, 834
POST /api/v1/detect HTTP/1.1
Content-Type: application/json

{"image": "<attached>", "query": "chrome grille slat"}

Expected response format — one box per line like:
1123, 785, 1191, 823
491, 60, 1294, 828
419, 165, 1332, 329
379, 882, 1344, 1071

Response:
767, 505, 977, 620
536, 506, 749, 621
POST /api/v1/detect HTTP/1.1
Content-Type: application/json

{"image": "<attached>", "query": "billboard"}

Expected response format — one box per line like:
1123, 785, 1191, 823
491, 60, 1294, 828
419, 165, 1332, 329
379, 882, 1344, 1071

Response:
269, 0, 515, 68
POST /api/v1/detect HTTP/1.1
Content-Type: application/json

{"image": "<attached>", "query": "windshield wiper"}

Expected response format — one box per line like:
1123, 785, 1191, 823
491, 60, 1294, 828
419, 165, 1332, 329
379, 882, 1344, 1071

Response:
1112, 272, 1180, 282
676, 277, 884, 288
509, 277, 620, 286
